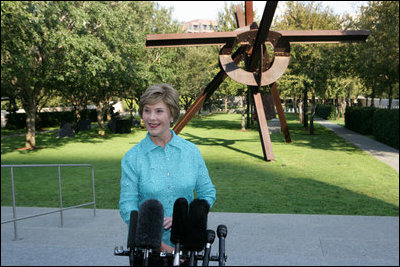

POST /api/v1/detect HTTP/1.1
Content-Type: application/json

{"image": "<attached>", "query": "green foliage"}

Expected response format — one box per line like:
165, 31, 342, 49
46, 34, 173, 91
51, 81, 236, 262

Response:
373, 109, 399, 149
345, 106, 376, 135
353, 1, 399, 100
315, 104, 337, 120
345, 106, 399, 149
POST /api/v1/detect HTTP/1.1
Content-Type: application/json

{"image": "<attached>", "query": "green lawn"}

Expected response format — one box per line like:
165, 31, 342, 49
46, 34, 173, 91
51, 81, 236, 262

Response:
1, 113, 398, 216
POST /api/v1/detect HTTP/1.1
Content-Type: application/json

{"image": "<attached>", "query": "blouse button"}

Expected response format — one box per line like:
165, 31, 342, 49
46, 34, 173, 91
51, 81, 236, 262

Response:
167, 172, 170, 176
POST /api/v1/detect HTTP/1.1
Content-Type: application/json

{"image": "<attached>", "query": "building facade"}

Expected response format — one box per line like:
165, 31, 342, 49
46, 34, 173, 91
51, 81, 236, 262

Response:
182, 19, 218, 33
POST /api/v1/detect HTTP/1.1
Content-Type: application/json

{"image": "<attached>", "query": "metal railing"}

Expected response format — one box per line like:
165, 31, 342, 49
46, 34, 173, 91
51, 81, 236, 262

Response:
1, 164, 96, 240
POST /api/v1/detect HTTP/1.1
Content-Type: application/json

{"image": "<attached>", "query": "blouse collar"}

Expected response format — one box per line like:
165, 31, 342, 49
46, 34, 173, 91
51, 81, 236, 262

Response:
143, 129, 181, 154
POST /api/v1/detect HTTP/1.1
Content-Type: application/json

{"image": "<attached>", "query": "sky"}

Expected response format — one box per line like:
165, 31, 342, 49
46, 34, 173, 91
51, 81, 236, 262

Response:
156, 1, 368, 23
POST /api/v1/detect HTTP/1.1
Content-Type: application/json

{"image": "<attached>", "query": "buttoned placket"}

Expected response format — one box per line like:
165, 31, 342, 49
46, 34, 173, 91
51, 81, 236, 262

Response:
164, 146, 173, 206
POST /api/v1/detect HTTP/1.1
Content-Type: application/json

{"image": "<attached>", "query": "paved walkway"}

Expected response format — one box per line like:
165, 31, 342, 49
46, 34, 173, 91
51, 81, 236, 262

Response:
315, 118, 399, 172
1, 207, 398, 266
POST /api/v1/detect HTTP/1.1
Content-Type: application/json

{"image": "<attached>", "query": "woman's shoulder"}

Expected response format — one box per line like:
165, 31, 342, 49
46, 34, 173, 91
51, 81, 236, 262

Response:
122, 139, 146, 161
173, 135, 202, 155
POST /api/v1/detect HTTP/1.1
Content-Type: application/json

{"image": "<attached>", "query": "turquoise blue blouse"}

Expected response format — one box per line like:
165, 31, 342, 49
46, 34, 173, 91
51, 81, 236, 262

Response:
119, 129, 216, 247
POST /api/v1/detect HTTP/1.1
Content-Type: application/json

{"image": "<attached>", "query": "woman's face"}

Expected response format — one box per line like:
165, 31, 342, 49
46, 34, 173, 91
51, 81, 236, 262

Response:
142, 101, 173, 139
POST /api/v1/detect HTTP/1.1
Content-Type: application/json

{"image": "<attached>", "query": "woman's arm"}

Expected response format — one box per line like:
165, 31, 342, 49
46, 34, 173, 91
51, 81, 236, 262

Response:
119, 155, 140, 224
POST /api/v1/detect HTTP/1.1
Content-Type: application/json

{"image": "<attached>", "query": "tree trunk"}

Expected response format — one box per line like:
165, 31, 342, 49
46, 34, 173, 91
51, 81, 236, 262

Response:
303, 89, 308, 128
388, 85, 393, 110
24, 100, 36, 149
293, 97, 298, 114
310, 88, 316, 135
340, 97, 346, 119
96, 101, 106, 136
224, 96, 228, 113
74, 107, 81, 122
241, 92, 246, 131
246, 88, 251, 128
298, 97, 303, 124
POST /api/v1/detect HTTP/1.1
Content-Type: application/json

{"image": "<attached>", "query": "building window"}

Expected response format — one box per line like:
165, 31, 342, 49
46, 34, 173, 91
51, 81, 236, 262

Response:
203, 24, 207, 31
193, 25, 198, 31
208, 25, 212, 30
189, 25, 192, 30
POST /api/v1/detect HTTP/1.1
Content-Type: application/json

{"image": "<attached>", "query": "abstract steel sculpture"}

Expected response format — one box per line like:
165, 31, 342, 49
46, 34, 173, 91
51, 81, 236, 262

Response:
146, 1, 369, 161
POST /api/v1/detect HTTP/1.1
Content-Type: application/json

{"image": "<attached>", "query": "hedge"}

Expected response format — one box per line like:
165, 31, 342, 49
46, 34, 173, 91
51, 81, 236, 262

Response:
315, 104, 337, 120
5, 109, 105, 130
373, 109, 399, 149
345, 106, 376, 135
345, 106, 399, 149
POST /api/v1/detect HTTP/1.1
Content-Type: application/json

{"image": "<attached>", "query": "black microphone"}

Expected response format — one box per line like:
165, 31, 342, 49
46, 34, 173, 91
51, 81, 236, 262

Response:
134, 199, 164, 266
217, 225, 228, 266
127, 210, 138, 266
185, 199, 210, 266
202, 230, 215, 266
171, 198, 188, 266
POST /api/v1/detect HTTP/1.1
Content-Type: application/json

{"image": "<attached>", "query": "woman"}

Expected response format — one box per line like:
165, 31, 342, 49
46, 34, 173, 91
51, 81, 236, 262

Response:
119, 83, 216, 253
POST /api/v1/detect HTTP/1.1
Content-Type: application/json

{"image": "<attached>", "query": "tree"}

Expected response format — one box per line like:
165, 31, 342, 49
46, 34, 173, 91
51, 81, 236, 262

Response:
215, 2, 250, 128
2, 1, 63, 148
274, 1, 349, 128
353, 1, 399, 108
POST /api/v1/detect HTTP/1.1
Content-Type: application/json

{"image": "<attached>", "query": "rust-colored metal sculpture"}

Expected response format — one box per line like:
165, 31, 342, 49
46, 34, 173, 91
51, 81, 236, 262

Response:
146, 1, 369, 161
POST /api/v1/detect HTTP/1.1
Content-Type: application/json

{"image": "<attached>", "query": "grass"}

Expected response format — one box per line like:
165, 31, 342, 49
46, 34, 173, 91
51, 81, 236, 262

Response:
327, 116, 345, 126
1, 113, 398, 216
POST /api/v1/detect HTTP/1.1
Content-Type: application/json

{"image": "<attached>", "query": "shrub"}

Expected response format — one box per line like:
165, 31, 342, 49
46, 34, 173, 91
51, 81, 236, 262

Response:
373, 109, 399, 149
345, 106, 376, 135
316, 104, 337, 120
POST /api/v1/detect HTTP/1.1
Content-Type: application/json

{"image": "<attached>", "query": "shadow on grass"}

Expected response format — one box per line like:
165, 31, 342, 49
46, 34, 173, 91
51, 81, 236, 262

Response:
183, 113, 361, 155
1, 127, 140, 155
1, 157, 398, 216
207, 159, 399, 216
182, 132, 264, 161
186, 115, 243, 131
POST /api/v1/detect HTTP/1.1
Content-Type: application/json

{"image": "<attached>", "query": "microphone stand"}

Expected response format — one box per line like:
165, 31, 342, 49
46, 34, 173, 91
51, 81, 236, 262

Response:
217, 225, 227, 266
173, 243, 181, 266
202, 229, 216, 266
129, 248, 134, 266
143, 248, 150, 266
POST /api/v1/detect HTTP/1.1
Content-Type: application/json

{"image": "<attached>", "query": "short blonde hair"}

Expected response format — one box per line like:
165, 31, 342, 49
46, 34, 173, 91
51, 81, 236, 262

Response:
139, 84, 180, 123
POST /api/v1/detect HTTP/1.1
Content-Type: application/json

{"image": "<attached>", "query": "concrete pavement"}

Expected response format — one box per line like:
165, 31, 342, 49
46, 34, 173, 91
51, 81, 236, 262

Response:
1, 207, 398, 266
315, 118, 399, 172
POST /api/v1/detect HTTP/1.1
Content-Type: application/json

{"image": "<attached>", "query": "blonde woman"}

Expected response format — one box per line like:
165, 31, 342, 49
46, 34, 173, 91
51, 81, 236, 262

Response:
119, 84, 216, 253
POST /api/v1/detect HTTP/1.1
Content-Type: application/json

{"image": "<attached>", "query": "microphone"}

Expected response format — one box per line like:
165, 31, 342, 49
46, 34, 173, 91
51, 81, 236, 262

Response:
127, 210, 138, 266
170, 198, 188, 266
134, 199, 164, 266
217, 225, 228, 266
202, 230, 215, 266
184, 199, 210, 266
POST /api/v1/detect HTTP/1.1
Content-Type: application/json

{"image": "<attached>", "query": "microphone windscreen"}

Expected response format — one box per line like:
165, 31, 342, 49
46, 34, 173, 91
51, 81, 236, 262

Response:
134, 199, 164, 249
127, 210, 138, 248
205, 229, 216, 244
171, 198, 188, 244
184, 199, 210, 251
217, 224, 228, 238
